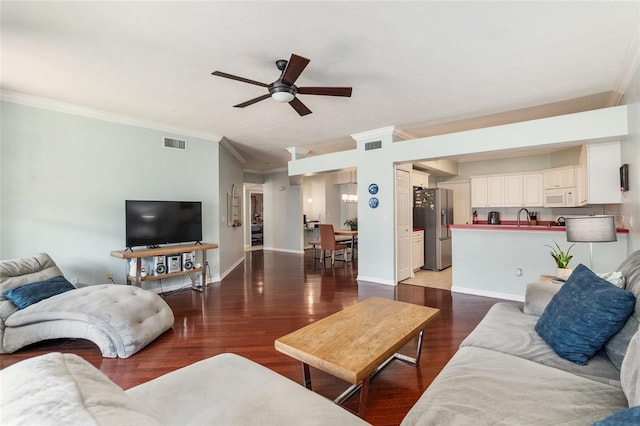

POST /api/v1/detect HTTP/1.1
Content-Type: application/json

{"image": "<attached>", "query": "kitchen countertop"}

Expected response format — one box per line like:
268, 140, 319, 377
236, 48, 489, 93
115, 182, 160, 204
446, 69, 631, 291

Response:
450, 221, 629, 233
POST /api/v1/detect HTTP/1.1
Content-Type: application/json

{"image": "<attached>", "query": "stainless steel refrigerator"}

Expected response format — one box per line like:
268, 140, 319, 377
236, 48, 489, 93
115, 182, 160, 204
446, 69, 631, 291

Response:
413, 188, 453, 271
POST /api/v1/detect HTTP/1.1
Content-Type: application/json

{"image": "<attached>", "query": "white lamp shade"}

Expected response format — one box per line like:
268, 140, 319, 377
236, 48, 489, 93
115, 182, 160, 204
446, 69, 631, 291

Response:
565, 216, 617, 243
271, 92, 295, 103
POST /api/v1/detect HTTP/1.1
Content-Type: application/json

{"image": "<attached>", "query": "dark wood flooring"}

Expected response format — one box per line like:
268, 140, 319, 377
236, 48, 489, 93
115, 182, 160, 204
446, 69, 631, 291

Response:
0, 250, 507, 425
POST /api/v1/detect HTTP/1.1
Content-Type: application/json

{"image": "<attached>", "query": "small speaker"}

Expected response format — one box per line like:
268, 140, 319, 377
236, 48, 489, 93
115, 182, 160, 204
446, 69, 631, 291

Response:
167, 255, 182, 273
620, 164, 629, 192
182, 251, 196, 270
152, 256, 167, 275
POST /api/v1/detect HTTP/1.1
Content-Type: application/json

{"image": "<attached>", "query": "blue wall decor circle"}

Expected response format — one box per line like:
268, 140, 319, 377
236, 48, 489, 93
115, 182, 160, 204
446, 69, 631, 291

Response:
369, 197, 379, 208
368, 183, 379, 195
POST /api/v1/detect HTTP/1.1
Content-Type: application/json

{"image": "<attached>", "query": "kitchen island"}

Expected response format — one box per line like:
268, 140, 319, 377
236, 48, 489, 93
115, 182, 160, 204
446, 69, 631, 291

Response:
450, 224, 629, 301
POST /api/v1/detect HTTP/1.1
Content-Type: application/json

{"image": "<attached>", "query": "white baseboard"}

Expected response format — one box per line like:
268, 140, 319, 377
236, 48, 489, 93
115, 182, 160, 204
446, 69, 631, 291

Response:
357, 276, 396, 286
218, 256, 245, 281
262, 247, 305, 254
451, 286, 524, 302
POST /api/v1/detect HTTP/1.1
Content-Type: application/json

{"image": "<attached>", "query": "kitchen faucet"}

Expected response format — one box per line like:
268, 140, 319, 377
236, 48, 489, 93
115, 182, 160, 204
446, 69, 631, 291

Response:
517, 208, 530, 227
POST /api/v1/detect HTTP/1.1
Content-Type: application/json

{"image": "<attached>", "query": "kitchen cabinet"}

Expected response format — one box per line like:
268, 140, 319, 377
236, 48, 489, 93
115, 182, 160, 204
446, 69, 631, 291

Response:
473, 174, 541, 207
412, 230, 424, 270
543, 166, 577, 189
412, 170, 429, 188
578, 142, 622, 205
487, 176, 505, 206
471, 176, 504, 207
523, 173, 543, 206
471, 177, 489, 207
504, 175, 523, 206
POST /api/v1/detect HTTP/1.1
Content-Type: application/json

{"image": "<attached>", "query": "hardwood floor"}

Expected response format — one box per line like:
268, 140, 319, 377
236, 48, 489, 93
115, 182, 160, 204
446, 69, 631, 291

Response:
0, 250, 507, 425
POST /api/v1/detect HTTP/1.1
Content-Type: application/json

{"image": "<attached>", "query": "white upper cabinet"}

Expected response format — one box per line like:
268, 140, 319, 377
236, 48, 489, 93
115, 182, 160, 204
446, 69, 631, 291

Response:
472, 173, 542, 207
471, 176, 504, 207
522, 173, 543, 206
412, 170, 430, 188
470, 144, 621, 209
471, 177, 489, 207
579, 142, 622, 205
504, 175, 523, 206
487, 176, 505, 206
543, 166, 576, 189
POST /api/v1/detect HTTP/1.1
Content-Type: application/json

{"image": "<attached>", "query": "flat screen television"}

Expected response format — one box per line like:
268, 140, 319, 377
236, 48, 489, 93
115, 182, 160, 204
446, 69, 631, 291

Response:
125, 200, 202, 248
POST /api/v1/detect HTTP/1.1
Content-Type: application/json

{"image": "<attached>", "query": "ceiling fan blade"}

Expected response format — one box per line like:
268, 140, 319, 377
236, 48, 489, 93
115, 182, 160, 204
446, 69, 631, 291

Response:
289, 97, 312, 116
281, 54, 310, 86
212, 71, 269, 88
297, 87, 352, 97
234, 94, 271, 108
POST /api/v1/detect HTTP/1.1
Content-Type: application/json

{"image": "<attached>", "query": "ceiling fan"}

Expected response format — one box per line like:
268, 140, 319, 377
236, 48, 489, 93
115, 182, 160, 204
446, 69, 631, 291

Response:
212, 53, 352, 116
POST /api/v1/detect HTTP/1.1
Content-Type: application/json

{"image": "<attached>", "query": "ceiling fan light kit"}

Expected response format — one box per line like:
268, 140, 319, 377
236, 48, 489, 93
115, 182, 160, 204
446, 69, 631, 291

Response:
271, 92, 295, 103
212, 53, 352, 116
269, 83, 296, 103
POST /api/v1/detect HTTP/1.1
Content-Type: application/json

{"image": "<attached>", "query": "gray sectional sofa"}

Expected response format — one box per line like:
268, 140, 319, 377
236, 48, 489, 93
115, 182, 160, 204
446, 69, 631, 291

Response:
1, 351, 369, 426
2, 250, 640, 425
401, 249, 640, 425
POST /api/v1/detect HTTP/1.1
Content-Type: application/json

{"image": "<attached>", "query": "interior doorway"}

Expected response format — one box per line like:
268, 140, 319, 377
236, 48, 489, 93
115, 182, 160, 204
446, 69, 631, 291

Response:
250, 192, 264, 247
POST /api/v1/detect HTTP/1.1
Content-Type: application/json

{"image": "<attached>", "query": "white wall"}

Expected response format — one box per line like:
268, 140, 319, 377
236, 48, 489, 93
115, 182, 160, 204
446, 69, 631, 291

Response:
440, 147, 581, 180
302, 175, 327, 223
0, 101, 221, 290
218, 144, 245, 278
339, 183, 358, 227
263, 171, 303, 253
301, 173, 346, 229
621, 63, 640, 252
452, 228, 629, 301
325, 176, 341, 229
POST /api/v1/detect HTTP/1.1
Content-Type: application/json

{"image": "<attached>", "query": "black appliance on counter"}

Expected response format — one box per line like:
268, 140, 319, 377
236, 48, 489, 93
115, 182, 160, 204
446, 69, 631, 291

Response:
414, 188, 453, 270
488, 211, 501, 225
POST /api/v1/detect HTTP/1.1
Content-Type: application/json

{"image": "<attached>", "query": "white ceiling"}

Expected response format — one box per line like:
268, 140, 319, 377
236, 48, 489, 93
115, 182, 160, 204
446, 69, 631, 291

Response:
1, 1, 638, 171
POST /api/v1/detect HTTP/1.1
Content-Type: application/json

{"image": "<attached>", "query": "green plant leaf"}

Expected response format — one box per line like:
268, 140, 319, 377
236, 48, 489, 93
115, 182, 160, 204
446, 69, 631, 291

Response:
544, 240, 576, 268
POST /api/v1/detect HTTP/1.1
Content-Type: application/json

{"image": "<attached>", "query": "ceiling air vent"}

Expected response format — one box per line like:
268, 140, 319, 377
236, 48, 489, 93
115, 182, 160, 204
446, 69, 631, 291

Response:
163, 137, 187, 151
364, 140, 382, 151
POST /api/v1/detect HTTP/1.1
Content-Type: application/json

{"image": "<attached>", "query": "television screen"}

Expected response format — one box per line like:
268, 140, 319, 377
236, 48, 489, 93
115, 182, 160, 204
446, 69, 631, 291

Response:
125, 200, 202, 248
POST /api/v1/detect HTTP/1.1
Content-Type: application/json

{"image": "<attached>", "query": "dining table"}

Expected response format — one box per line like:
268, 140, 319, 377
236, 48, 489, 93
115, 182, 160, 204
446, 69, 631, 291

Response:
335, 229, 358, 259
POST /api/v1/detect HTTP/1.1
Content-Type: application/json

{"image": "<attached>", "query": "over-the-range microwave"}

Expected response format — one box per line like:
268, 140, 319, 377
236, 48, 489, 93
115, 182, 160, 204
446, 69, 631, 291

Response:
544, 187, 578, 207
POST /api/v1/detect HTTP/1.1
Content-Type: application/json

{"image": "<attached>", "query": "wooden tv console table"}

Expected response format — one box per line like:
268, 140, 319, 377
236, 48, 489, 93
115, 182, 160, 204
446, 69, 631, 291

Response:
110, 243, 218, 291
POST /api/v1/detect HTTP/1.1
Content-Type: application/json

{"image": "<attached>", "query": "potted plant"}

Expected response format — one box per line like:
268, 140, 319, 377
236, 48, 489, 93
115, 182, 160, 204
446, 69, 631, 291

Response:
545, 240, 575, 279
344, 217, 358, 231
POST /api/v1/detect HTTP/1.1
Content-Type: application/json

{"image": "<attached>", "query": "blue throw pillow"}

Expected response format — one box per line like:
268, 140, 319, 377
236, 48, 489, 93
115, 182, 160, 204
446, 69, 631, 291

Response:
2, 276, 75, 309
592, 406, 640, 425
535, 264, 636, 365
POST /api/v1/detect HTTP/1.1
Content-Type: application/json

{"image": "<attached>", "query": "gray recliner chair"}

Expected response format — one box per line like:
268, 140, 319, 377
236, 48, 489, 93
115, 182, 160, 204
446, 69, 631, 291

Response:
0, 253, 174, 358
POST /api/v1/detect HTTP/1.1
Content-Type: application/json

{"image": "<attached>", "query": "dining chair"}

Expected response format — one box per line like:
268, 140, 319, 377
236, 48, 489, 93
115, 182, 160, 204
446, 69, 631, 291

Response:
318, 224, 351, 264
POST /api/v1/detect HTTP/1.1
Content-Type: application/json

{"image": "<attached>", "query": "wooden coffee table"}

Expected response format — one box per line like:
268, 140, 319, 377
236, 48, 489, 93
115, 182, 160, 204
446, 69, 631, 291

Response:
274, 297, 440, 415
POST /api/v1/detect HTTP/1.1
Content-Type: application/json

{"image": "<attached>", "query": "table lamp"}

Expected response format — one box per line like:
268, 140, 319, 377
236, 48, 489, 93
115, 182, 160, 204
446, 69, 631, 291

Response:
565, 215, 617, 270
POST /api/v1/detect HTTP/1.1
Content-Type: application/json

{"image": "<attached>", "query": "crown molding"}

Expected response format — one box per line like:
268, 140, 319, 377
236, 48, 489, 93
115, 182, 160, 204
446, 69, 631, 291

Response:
350, 126, 396, 143
392, 128, 414, 142
220, 137, 246, 164
0, 90, 224, 143
351, 126, 415, 144
613, 21, 640, 98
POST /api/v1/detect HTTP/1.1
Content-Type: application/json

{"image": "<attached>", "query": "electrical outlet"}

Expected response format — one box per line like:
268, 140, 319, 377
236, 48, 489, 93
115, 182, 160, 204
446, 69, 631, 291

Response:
106, 273, 113, 282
